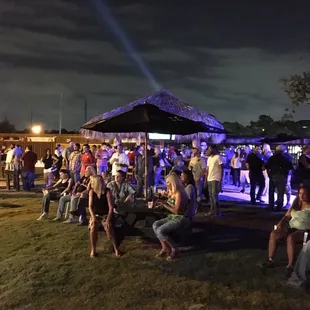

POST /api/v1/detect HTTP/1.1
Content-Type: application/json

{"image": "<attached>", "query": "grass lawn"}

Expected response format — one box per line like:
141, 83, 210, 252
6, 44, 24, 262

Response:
0, 196, 309, 310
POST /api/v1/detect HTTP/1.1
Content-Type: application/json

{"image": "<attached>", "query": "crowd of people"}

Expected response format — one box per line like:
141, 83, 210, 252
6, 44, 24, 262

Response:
2, 140, 310, 286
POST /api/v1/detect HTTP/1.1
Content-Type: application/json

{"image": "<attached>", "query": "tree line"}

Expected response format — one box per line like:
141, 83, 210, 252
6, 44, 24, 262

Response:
0, 72, 309, 137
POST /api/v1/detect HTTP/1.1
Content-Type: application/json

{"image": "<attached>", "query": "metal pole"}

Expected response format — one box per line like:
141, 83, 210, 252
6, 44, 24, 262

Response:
59, 93, 63, 134
144, 131, 148, 198
30, 107, 33, 128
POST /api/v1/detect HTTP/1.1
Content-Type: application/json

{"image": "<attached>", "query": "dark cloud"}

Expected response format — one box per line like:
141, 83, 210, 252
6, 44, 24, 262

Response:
0, 0, 309, 130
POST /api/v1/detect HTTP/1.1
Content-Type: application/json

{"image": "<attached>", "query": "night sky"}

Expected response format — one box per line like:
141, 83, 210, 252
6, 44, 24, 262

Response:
1, 0, 310, 130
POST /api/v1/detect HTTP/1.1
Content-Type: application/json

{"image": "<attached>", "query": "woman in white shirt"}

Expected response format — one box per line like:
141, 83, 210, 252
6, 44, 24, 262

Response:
231, 149, 242, 187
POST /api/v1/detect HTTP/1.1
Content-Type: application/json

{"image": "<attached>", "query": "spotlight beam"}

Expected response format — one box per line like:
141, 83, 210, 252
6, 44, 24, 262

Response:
91, 0, 161, 91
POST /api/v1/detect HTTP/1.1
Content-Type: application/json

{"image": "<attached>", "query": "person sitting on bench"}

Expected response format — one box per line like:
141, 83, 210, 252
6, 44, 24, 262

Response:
37, 169, 73, 220
107, 170, 136, 209
152, 173, 190, 260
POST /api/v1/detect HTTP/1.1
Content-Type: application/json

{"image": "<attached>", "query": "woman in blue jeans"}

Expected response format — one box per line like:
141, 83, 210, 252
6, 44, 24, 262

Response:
153, 173, 189, 260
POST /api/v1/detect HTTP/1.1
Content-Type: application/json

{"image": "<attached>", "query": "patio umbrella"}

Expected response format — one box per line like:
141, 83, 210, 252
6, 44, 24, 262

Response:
81, 90, 226, 196
81, 89, 226, 143
82, 103, 226, 135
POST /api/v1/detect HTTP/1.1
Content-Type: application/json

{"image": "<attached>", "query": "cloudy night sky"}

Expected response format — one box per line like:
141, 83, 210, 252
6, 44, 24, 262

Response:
0, 0, 310, 130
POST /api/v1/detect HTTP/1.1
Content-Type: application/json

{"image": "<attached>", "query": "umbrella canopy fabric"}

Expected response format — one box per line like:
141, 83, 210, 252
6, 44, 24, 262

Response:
82, 103, 226, 135
260, 133, 303, 144
81, 90, 225, 142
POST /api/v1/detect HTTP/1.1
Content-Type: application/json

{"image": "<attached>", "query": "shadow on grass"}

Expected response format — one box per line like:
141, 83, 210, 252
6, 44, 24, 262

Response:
0, 202, 22, 208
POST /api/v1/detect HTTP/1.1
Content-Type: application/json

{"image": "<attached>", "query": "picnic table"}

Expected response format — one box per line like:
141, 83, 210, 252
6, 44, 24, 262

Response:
115, 203, 166, 238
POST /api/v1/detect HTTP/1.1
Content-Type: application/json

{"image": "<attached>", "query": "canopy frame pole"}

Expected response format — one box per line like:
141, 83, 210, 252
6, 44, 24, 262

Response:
144, 130, 148, 198
144, 130, 149, 200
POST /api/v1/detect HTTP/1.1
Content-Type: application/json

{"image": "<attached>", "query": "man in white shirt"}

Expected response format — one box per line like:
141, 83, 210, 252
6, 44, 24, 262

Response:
109, 144, 129, 177
205, 144, 223, 217
5, 144, 15, 170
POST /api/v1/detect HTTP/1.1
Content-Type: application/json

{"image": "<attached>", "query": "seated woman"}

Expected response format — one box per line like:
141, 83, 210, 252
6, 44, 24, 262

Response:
180, 170, 197, 217
261, 186, 310, 277
88, 175, 119, 257
52, 166, 96, 223
152, 173, 190, 260
37, 169, 72, 220
107, 170, 136, 209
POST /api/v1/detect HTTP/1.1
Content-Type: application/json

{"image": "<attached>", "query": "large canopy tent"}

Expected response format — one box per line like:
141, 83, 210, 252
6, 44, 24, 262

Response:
81, 90, 226, 143
81, 90, 226, 196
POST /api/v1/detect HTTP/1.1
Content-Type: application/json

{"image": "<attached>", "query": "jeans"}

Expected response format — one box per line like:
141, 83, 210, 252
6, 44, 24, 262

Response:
136, 174, 144, 196
154, 167, 165, 186
207, 181, 220, 213
286, 174, 292, 203
153, 216, 187, 241
232, 168, 240, 187
195, 179, 203, 202
56, 195, 79, 218
22, 171, 35, 191
76, 198, 88, 221
240, 170, 250, 189
70, 171, 80, 185
269, 174, 287, 209
249, 173, 265, 203
42, 192, 59, 214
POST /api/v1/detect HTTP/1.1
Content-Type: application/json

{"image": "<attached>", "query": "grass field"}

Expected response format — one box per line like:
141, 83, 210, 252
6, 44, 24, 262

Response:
0, 196, 309, 310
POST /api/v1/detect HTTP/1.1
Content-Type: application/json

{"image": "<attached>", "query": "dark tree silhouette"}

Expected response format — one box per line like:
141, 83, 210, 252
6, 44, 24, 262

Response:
0, 117, 17, 133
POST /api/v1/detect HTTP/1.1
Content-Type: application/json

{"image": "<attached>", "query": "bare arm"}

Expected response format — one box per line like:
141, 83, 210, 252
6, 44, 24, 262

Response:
219, 164, 223, 184
106, 190, 114, 222
88, 190, 95, 219
46, 179, 61, 191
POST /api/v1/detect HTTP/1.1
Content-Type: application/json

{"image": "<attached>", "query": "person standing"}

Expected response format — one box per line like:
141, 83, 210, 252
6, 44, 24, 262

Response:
62, 141, 74, 170
262, 144, 273, 197
80, 144, 95, 177
298, 145, 310, 187
109, 144, 129, 178
69, 143, 82, 184
95, 143, 109, 176
240, 145, 250, 193
21, 145, 37, 191
205, 145, 223, 217
230, 149, 242, 187
283, 146, 294, 208
265, 145, 294, 211
246, 145, 265, 205
189, 146, 206, 203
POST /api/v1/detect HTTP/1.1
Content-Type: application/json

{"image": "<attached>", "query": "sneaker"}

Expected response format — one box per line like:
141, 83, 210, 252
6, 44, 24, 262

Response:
37, 213, 48, 221
260, 259, 275, 268
52, 217, 61, 222
63, 218, 77, 224
204, 212, 213, 217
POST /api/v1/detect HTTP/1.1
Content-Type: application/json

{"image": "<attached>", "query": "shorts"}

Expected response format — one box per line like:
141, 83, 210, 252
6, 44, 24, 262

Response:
88, 214, 115, 230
